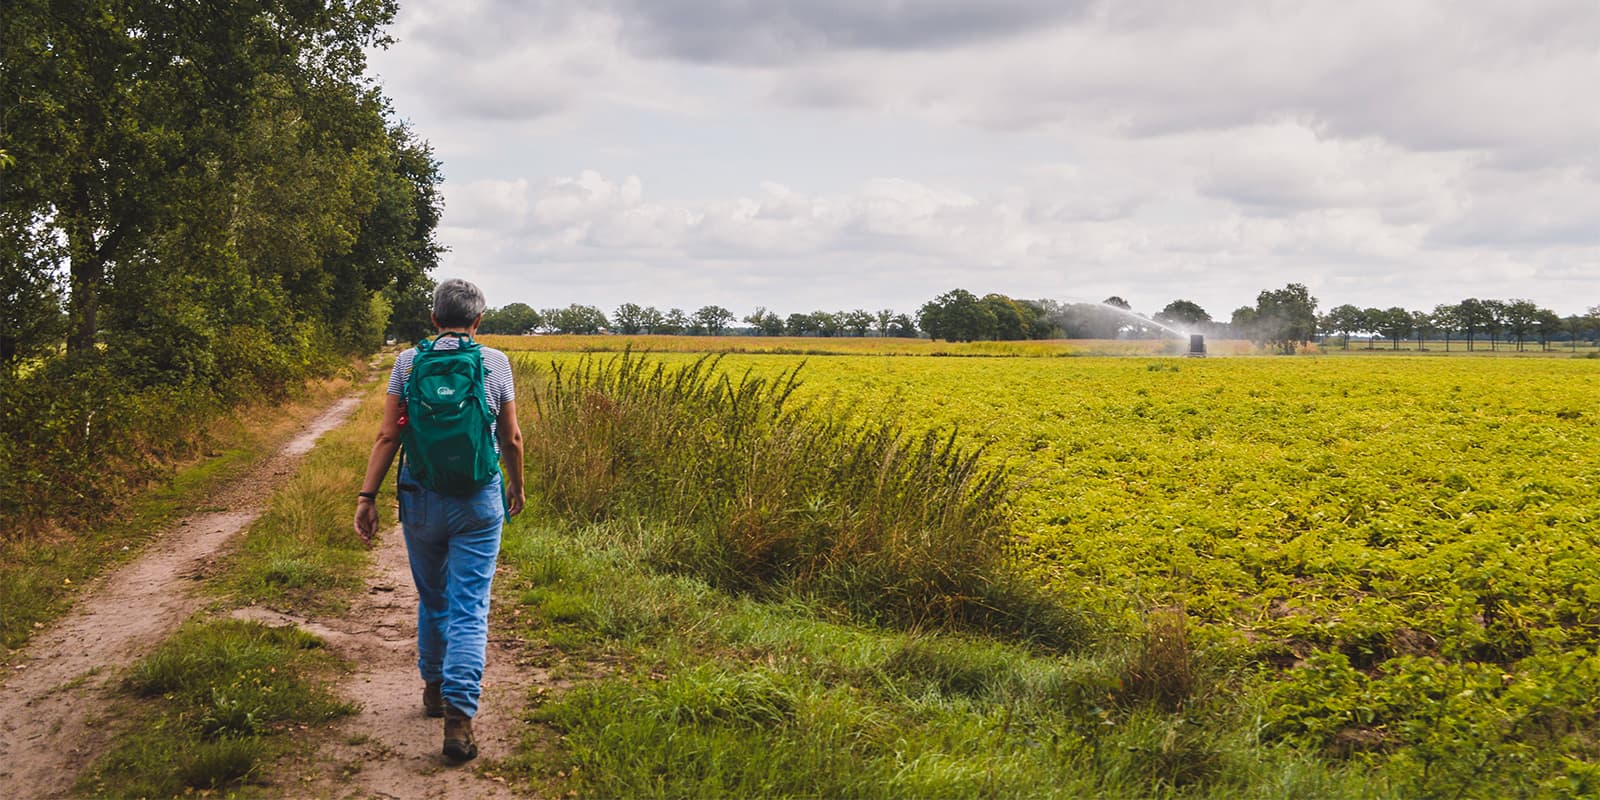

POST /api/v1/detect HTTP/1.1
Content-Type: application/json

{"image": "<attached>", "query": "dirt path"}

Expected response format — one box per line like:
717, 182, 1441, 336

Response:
234, 522, 545, 799
0, 395, 363, 798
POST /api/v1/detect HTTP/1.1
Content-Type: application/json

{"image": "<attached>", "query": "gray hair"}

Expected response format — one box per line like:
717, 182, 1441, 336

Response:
432, 279, 487, 328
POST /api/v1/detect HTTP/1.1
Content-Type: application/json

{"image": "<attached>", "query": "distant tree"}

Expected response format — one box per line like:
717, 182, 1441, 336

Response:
981, 294, 1033, 340
918, 289, 996, 342
1482, 299, 1507, 351
1019, 300, 1061, 339
812, 311, 843, 338
874, 309, 894, 336
639, 306, 665, 334
1323, 304, 1364, 349
1230, 307, 1258, 338
1103, 296, 1132, 310
1375, 307, 1413, 350
479, 303, 542, 335
1534, 307, 1563, 351
1503, 299, 1540, 352
1248, 283, 1318, 354
1411, 310, 1434, 351
744, 307, 785, 336
543, 304, 608, 334
1455, 298, 1489, 351
660, 308, 688, 335
613, 302, 647, 335
1155, 299, 1211, 328
842, 309, 876, 337
785, 312, 815, 336
885, 313, 918, 338
693, 305, 735, 336
1432, 303, 1461, 352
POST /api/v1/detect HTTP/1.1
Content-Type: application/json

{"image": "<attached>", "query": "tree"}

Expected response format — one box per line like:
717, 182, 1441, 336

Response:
3, 0, 405, 359
885, 313, 918, 338
784, 312, 816, 336
918, 289, 995, 342
660, 308, 688, 335
842, 309, 875, 337
979, 294, 1042, 340
874, 309, 894, 337
1534, 308, 1563, 351
1103, 296, 1132, 310
479, 303, 541, 335
639, 306, 664, 334
744, 307, 785, 336
1323, 304, 1364, 349
1455, 298, 1489, 351
1155, 299, 1211, 328
544, 304, 608, 334
1502, 299, 1540, 352
613, 303, 647, 335
1247, 283, 1318, 354
1432, 303, 1460, 352
1374, 307, 1413, 351
811, 311, 843, 338
1482, 299, 1507, 351
1411, 310, 1434, 351
693, 305, 736, 336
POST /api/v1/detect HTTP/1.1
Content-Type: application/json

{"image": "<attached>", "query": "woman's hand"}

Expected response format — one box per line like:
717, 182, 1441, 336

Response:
354, 497, 378, 547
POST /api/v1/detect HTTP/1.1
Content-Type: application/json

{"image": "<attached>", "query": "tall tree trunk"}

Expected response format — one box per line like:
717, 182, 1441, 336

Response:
66, 174, 102, 357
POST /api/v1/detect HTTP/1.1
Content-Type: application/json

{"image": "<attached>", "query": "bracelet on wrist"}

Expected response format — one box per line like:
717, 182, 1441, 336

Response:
357, 491, 377, 501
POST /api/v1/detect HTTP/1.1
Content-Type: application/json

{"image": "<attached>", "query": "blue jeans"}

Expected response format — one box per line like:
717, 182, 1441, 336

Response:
397, 466, 503, 718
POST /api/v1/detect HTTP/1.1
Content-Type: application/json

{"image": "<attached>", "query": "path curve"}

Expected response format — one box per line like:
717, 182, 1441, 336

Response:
0, 395, 362, 798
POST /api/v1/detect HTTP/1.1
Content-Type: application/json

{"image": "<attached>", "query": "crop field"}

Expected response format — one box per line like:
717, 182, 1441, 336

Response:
478, 333, 1258, 357
506, 340, 1600, 786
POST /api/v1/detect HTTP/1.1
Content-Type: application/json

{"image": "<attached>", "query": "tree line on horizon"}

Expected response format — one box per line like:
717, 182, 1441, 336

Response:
478, 286, 1598, 354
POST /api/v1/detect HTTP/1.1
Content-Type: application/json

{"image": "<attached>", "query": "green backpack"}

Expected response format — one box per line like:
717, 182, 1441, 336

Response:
400, 333, 500, 496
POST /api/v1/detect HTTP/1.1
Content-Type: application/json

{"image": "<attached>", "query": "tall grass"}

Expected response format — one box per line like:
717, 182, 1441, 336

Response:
523, 351, 1080, 647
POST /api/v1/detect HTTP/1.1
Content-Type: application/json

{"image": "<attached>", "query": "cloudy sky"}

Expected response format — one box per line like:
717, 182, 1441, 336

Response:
368, 0, 1600, 321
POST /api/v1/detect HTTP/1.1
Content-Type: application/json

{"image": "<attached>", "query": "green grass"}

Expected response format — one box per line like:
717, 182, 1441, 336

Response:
76, 619, 353, 798
213, 387, 393, 613
496, 521, 1394, 799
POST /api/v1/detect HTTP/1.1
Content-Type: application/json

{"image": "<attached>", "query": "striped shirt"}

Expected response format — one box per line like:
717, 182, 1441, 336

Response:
388, 337, 515, 445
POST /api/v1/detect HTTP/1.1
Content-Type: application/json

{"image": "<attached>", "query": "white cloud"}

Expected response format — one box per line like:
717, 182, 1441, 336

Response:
371, 0, 1600, 317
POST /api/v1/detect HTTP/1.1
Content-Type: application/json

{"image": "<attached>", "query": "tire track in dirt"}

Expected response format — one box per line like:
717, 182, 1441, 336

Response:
0, 395, 362, 799
234, 520, 546, 799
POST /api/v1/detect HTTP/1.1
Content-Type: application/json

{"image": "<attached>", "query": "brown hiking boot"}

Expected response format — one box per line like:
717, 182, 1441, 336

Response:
423, 681, 444, 718
443, 705, 477, 762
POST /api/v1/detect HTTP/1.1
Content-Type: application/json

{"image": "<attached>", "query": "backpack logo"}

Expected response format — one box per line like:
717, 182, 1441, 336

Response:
435, 386, 456, 397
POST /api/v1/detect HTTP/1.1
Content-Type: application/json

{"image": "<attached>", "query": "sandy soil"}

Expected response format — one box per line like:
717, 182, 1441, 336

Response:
0, 395, 363, 798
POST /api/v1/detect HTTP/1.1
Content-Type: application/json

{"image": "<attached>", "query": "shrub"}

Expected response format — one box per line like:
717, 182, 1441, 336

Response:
523, 352, 1084, 647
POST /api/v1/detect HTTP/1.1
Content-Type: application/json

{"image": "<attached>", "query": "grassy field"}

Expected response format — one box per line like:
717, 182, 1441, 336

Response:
501, 340, 1600, 796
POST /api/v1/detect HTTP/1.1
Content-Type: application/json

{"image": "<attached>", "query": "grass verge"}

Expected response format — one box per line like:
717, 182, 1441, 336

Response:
211, 383, 393, 613
75, 619, 353, 798
0, 372, 356, 660
495, 522, 1392, 799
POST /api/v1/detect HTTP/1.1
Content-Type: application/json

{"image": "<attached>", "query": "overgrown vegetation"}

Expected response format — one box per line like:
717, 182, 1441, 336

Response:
497, 522, 1385, 799
77, 619, 353, 797
215, 386, 392, 613
0, 375, 353, 655
523, 351, 1080, 646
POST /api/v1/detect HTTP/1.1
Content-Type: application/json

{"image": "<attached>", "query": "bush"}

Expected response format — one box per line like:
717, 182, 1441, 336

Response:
524, 352, 1084, 647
